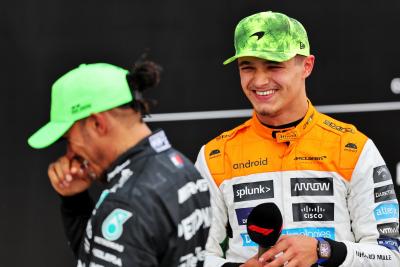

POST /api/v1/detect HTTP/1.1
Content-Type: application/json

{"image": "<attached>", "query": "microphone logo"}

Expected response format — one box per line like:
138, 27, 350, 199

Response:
248, 225, 273, 236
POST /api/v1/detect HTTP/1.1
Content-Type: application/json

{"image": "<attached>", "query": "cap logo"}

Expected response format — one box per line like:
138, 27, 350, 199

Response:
250, 31, 265, 41
299, 42, 305, 49
71, 103, 91, 114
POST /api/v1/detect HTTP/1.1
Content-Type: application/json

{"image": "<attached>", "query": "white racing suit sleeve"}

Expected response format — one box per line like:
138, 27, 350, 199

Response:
342, 139, 400, 266
195, 146, 231, 267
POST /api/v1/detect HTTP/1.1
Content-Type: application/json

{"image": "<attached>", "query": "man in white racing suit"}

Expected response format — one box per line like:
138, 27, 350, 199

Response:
196, 11, 400, 267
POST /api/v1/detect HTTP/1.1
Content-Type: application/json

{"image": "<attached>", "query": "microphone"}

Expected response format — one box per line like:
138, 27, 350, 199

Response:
246, 202, 283, 258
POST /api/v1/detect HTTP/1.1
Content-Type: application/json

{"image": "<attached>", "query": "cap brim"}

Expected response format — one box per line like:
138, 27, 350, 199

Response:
28, 121, 75, 149
223, 51, 297, 65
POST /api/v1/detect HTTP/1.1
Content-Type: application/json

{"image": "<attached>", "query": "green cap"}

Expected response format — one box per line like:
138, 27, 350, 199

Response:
223, 11, 310, 64
28, 63, 132, 149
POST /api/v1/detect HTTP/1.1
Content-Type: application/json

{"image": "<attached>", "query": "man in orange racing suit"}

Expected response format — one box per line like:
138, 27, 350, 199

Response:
195, 11, 400, 267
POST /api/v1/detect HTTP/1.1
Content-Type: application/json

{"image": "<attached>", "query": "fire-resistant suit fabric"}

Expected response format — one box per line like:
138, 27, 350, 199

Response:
61, 130, 211, 267
195, 102, 400, 266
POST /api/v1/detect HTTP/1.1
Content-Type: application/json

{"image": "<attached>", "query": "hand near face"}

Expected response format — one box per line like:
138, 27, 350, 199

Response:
258, 235, 318, 267
48, 156, 93, 196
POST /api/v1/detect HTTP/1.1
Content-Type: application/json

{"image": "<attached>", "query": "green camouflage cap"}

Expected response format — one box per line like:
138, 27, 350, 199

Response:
223, 11, 310, 64
28, 63, 132, 149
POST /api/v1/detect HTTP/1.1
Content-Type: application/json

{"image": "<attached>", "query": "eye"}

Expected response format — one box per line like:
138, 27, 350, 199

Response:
239, 66, 254, 71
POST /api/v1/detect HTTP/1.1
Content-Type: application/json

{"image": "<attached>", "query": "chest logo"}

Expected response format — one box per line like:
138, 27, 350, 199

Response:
102, 208, 132, 241
292, 203, 334, 221
233, 180, 274, 202
232, 158, 268, 170
291, 178, 333, 196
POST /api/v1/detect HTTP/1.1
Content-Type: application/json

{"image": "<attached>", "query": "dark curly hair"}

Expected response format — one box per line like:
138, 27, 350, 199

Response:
124, 57, 162, 116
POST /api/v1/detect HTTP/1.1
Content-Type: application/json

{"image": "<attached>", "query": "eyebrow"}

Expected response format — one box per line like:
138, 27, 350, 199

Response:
239, 61, 252, 66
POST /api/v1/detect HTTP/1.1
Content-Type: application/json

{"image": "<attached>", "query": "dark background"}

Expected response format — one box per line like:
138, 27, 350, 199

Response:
1, 0, 399, 266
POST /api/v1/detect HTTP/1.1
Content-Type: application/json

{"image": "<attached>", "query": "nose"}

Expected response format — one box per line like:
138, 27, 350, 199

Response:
252, 70, 270, 88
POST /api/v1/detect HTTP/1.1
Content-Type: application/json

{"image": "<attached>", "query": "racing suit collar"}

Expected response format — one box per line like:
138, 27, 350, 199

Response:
105, 129, 167, 184
250, 100, 318, 143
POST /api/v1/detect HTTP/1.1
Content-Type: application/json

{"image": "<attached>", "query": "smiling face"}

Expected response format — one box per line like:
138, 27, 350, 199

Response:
238, 55, 314, 126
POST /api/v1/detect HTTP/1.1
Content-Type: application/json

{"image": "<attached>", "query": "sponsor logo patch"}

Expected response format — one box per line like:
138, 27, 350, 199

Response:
323, 120, 354, 133
84, 237, 90, 254
291, 177, 333, 196
240, 233, 257, 247
149, 130, 171, 153
169, 153, 184, 168
102, 209, 132, 241
178, 207, 211, 241
107, 159, 131, 182
374, 184, 396, 203
109, 169, 133, 194
233, 180, 274, 202
215, 133, 232, 141
178, 178, 209, 204
86, 219, 93, 239
208, 149, 221, 158
378, 238, 399, 252
292, 203, 334, 221
282, 227, 335, 240
232, 157, 268, 169
373, 165, 392, 183
377, 222, 399, 238
235, 207, 254, 225
179, 247, 206, 266
276, 130, 298, 142
374, 203, 399, 221
302, 112, 314, 130
355, 250, 392, 261
95, 190, 110, 209
94, 236, 124, 253
344, 142, 358, 152
293, 156, 327, 161
92, 248, 122, 266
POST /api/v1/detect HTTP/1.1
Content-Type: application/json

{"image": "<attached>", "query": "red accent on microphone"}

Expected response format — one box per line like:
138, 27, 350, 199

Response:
248, 225, 274, 236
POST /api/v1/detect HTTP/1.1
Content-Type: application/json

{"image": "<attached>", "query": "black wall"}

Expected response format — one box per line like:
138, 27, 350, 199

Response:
1, 1, 399, 266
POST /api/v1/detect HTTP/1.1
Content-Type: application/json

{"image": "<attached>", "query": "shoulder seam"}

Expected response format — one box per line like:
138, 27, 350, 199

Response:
206, 119, 251, 146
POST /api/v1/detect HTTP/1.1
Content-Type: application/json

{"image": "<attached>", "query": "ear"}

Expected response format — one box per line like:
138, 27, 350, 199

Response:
303, 55, 315, 78
87, 113, 108, 137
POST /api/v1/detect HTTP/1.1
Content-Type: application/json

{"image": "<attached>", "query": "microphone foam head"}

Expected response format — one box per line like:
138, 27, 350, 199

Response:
246, 202, 283, 248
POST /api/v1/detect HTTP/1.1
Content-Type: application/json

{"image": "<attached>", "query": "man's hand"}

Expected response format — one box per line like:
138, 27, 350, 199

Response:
258, 235, 318, 267
240, 254, 263, 267
48, 156, 92, 196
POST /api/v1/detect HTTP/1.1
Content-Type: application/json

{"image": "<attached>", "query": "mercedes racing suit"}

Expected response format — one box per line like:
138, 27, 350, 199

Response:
61, 130, 211, 267
195, 102, 400, 266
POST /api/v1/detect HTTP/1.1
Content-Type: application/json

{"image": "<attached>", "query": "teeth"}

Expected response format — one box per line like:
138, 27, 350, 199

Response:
255, 90, 275, 96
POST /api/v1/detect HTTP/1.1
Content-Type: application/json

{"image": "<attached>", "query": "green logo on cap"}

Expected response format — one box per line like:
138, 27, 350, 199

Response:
71, 103, 92, 114
251, 31, 266, 40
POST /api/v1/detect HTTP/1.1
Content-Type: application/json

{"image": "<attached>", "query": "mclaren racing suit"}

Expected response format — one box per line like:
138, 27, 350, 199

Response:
195, 102, 400, 266
61, 130, 211, 267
